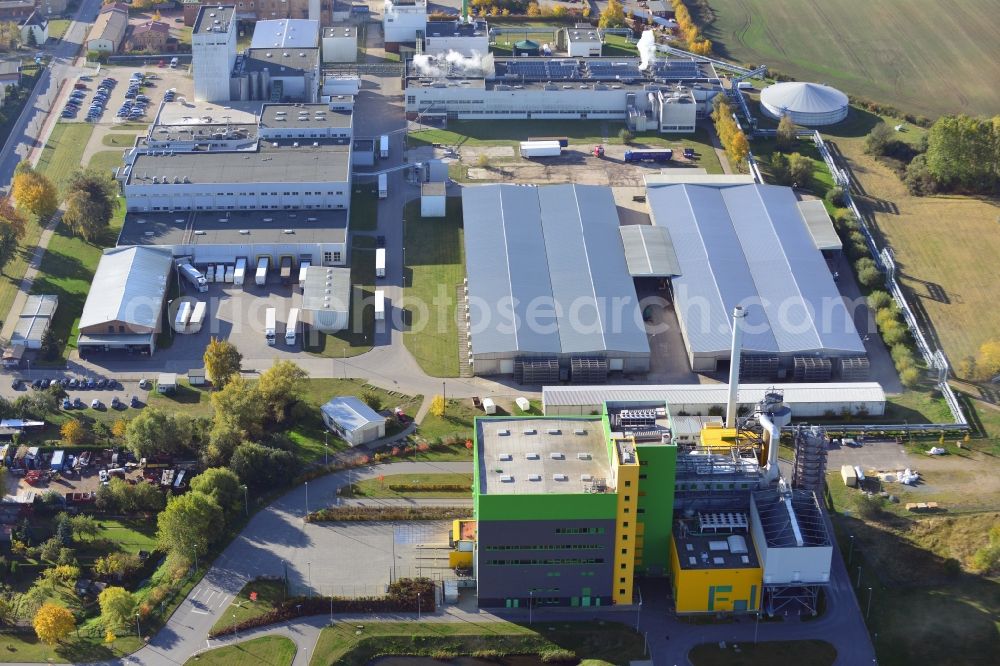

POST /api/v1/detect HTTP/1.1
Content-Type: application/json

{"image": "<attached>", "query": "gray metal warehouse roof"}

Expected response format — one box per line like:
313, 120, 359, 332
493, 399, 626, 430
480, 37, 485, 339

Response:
619, 224, 681, 277
647, 184, 864, 356
118, 209, 347, 247
321, 396, 384, 434
461, 184, 649, 356
796, 199, 842, 252
543, 382, 887, 408
79, 247, 173, 331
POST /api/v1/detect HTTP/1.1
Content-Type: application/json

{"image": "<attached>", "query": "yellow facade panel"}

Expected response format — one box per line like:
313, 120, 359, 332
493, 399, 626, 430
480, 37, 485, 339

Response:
669, 538, 761, 613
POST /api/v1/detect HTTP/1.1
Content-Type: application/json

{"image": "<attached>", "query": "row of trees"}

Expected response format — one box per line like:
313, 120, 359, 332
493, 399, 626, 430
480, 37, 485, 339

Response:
670, 0, 712, 55
768, 152, 814, 188
711, 97, 750, 169
957, 339, 1000, 383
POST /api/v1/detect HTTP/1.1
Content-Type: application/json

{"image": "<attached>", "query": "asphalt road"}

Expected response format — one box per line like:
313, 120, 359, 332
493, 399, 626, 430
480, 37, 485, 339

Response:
0, 0, 103, 192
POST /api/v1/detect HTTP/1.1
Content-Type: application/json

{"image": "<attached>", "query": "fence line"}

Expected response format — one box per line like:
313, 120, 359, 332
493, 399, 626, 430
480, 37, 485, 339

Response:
809, 131, 966, 426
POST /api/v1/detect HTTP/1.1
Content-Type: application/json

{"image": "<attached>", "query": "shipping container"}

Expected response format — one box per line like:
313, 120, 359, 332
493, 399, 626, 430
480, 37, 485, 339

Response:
623, 148, 673, 163
265, 307, 276, 345
174, 301, 193, 333
378, 173, 387, 199
50, 450, 65, 472
519, 140, 562, 158
298, 260, 311, 285
379, 134, 389, 158
215, 264, 225, 283
205, 264, 215, 283
279, 256, 293, 284
224, 265, 235, 283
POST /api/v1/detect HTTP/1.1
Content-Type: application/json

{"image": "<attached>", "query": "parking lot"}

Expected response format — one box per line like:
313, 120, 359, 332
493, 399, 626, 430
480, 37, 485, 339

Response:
63, 63, 192, 127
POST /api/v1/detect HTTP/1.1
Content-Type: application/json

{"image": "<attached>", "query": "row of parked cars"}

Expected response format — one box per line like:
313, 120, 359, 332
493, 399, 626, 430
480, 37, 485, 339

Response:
14, 376, 122, 391
118, 72, 150, 120
62, 395, 140, 411
63, 75, 117, 121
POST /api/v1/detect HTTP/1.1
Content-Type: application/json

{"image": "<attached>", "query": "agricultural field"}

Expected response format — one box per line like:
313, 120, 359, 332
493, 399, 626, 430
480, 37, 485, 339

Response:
703, 0, 1000, 118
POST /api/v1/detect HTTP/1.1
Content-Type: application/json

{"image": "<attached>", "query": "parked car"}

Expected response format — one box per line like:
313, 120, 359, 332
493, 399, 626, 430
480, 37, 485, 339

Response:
111, 396, 121, 408
96, 378, 107, 389
62, 398, 72, 409
98, 469, 108, 483
10, 379, 22, 390
73, 397, 84, 408
683, 147, 695, 159
91, 399, 102, 409
130, 395, 141, 408
138, 378, 149, 389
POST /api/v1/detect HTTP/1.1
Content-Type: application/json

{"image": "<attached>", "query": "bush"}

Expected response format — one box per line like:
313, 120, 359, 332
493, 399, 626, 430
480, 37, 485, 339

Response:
890, 344, 916, 368
855, 258, 883, 288
867, 290, 893, 311
825, 186, 847, 208
618, 127, 633, 145
904, 154, 940, 196
899, 366, 922, 387
386, 484, 470, 493
307, 506, 471, 522
880, 321, 909, 346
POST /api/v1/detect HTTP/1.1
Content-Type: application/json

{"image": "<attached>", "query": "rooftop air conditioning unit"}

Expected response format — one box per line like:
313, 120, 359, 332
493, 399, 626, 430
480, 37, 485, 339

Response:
499, 453, 512, 461
552, 474, 568, 482
550, 452, 564, 460
529, 474, 541, 482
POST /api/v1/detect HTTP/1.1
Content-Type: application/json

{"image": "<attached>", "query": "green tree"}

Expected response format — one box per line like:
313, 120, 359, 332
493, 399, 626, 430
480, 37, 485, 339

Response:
69, 514, 99, 541
925, 114, 998, 192
769, 152, 791, 185
598, 0, 626, 28
864, 122, 895, 156
203, 337, 242, 388
256, 361, 308, 423
787, 152, 814, 188
98, 587, 135, 632
775, 114, 797, 151
211, 375, 265, 440
124, 408, 193, 459
230, 441, 295, 490
156, 491, 224, 561
205, 421, 242, 466
360, 388, 382, 412
93, 552, 142, 581
190, 467, 242, 516
0, 196, 27, 275
62, 170, 116, 242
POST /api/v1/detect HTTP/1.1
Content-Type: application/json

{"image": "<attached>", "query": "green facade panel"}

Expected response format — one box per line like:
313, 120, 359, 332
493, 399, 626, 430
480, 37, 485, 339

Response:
636, 441, 677, 574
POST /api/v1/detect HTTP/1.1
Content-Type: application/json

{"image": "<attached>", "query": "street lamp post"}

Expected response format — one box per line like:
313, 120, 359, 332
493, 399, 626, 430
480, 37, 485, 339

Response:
635, 586, 642, 631
754, 612, 760, 645
308, 561, 312, 588
848, 535, 855, 565
135, 612, 141, 640
529, 590, 533, 625
417, 592, 421, 620
305, 481, 309, 515
242, 485, 248, 516
324, 431, 329, 466
857, 565, 862, 589
232, 613, 238, 639
193, 543, 198, 572
866, 586, 873, 620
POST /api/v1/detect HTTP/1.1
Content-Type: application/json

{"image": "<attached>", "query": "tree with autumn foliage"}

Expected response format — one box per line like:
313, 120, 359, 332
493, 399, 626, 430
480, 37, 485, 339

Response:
0, 196, 27, 274
430, 395, 446, 417
33, 603, 74, 645
598, 0, 626, 28
60, 420, 86, 446
11, 163, 58, 220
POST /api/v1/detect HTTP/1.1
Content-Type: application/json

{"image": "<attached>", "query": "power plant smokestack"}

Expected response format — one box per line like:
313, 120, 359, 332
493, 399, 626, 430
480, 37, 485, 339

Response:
726, 306, 746, 428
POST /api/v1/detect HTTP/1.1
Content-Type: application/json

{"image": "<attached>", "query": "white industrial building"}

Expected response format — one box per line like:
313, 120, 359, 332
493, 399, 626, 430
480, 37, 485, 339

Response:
759, 81, 849, 127
646, 183, 867, 379
77, 247, 174, 356
461, 184, 650, 382
419, 181, 446, 217
192, 5, 237, 102
561, 25, 602, 57
249, 18, 319, 50
542, 383, 887, 418
422, 18, 488, 57
322, 25, 358, 62
10, 295, 57, 350
320, 396, 386, 446
405, 56, 717, 132
301, 266, 351, 331
382, 0, 427, 44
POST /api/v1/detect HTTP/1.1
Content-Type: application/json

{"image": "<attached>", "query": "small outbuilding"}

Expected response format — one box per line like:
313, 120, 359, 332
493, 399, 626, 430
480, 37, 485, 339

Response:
11, 294, 58, 350
513, 39, 540, 56
420, 182, 446, 217
320, 396, 386, 446
156, 373, 177, 394
322, 24, 358, 63
187, 368, 206, 386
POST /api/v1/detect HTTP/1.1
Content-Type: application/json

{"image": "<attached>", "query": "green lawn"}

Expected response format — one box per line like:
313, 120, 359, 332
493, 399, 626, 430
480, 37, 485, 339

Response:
186, 636, 296, 666
304, 236, 375, 359
30, 199, 126, 365
35, 123, 95, 190
210, 580, 285, 635
87, 149, 126, 175
417, 398, 479, 443
409, 120, 612, 149
348, 183, 378, 231
702, 0, 999, 119
630, 127, 724, 174
310, 621, 646, 666
345, 472, 472, 499
47, 19, 71, 40
0, 633, 143, 664
146, 377, 215, 418
689, 640, 837, 665
752, 136, 834, 198
78, 518, 158, 555
401, 199, 464, 377
102, 133, 141, 147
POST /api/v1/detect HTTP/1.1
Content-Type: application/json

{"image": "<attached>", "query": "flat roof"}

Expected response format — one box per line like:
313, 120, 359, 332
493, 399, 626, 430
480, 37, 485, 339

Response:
244, 48, 319, 75
324, 24, 358, 38
321, 396, 384, 433
127, 142, 350, 185
648, 184, 864, 356
564, 28, 601, 42
674, 517, 760, 570
753, 489, 831, 548
259, 104, 352, 129
193, 5, 234, 35
797, 199, 842, 252
461, 184, 649, 357
250, 19, 320, 49
301, 265, 350, 312
118, 209, 348, 247
543, 382, 887, 408
425, 19, 487, 38
477, 417, 612, 495
619, 224, 680, 277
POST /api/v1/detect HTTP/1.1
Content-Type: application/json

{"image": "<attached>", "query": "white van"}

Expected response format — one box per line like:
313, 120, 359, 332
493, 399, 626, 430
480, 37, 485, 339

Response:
170, 57, 179, 68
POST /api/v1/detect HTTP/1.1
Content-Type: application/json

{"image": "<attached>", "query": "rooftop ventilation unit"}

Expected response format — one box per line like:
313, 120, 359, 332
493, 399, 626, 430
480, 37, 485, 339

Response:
547, 429, 561, 435
529, 474, 542, 482
523, 429, 536, 435
498, 429, 509, 436
552, 474, 568, 482
577, 452, 591, 460
574, 429, 587, 435
500, 475, 514, 483
580, 474, 593, 482
239, 229, 250, 234
526, 453, 539, 460
498, 453, 512, 461
550, 452, 564, 460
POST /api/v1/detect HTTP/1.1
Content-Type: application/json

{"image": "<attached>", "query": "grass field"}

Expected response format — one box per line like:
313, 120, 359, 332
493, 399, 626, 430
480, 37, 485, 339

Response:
35, 123, 94, 190
304, 236, 376, 359
102, 132, 141, 147
185, 636, 295, 666
210, 580, 285, 635
827, 129, 1000, 365
309, 621, 645, 666
702, 0, 1000, 118
690, 640, 836, 665
402, 199, 464, 377
87, 149, 126, 174
345, 472, 472, 499
47, 19, 71, 40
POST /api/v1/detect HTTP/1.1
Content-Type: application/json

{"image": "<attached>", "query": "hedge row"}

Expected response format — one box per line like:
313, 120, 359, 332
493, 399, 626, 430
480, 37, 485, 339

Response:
386, 484, 471, 493
306, 506, 472, 523
209, 578, 437, 638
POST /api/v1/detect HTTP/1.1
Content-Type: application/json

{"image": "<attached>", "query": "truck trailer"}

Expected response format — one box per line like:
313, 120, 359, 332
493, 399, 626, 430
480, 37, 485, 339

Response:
178, 262, 208, 293
234, 258, 247, 286
379, 134, 389, 158
374, 290, 385, 321
378, 172, 388, 199
174, 301, 193, 333
280, 256, 293, 284
285, 307, 299, 346
265, 307, 276, 346
519, 140, 562, 158
188, 301, 207, 333
623, 148, 673, 163
255, 257, 269, 286
375, 248, 386, 278
298, 260, 311, 285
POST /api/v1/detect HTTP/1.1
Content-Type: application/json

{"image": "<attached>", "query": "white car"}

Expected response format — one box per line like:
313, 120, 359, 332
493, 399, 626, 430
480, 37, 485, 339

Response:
91, 399, 102, 409
99, 469, 108, 483
138, 378, 149, 390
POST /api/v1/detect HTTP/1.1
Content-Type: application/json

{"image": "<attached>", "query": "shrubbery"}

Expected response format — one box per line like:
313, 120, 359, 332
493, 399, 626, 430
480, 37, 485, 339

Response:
307, 506, 472, 523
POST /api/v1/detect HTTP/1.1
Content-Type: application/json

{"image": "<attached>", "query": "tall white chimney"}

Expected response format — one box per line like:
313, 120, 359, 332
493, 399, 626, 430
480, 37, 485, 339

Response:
726, 306, 746, 428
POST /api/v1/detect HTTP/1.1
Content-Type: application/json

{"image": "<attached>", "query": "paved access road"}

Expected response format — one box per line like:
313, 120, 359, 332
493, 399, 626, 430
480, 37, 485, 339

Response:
0, 0, 103, 191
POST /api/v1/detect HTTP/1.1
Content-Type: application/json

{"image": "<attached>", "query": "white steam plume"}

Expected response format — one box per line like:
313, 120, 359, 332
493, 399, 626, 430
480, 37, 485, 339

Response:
637, 30, 657, 71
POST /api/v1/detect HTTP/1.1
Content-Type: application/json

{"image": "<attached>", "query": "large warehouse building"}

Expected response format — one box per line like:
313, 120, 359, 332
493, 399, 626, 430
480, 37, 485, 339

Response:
647, 183, 867, 380
405, 56, 719, 132
759, 81, 849, 126
461, 184, 650, 382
